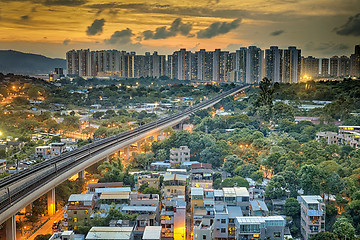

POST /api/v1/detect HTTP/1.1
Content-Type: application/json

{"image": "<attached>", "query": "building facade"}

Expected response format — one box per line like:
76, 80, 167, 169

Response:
299, 195, 325, 240
170, 146, 190, 166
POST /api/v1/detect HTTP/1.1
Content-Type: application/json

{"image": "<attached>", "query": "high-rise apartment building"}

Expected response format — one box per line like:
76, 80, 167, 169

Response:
299, 195, 325, 240
235, 48, 247, 83
350, 45, 360, 77
282, 46, 301, 83
66, 49, 166, 78
338, 55, 350, 77
264, 46, 301, 83
329, 56, 339, 77
265, 46, 283, 83
66, 49, 91, 76
301, 56, 319, 78
246, 46, 263, 84
320, 58, 329, 77
195, 49, 213, 81
176, 48, 196, 80
167, 53, 178, 80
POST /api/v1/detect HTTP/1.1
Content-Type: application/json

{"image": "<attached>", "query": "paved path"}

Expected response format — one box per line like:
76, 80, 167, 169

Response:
26, 210, 64, 240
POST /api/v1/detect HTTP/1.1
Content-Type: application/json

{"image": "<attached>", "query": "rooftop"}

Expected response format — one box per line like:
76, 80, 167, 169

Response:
163, 173, 187, 182
85, 227, 133, 240
88, 182, 123, 188
142, 226, 161, 240
121, 206, 157, 212
181, 161, 199, 166
191, 163, 212, 169
95, 187, 131, 194
227, 206, 243, 218
68, 194, 94, 202
151, 161, 170, 166
300, 195, 323, 204
50, 142, 65, 146
234, 187, 250, 197
191, 187, 204, 196
100, 192, 130, 200
250, 200, 269, 212
214, 190, 224, 197
236, 216, 285, 224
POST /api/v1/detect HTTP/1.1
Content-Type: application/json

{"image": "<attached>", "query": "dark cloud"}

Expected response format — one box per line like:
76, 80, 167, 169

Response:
43, 0, 87, 6
63, 39, 70, 45
305, 42, 350, 55
108, 9, 118, 16
335, 13, 360, 36
21, 15, 30, 21
105, 28, 133, 45
85, 3, 290, 22
270, 30, 284, 36
86, 19, 105, 36
142, 18, 192, 40
2, 0, 87, 6
197, 18, 241, 39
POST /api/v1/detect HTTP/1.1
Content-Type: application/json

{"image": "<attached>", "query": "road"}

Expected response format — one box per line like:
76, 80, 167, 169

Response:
26, 209, 64, 240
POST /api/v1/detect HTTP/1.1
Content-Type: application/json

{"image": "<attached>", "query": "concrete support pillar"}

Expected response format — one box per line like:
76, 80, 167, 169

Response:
78, 170, 85, 179
6, 215, 16, 240
47, 188, 55, 216
125, 146, 129, 160
137, 142, 141, 151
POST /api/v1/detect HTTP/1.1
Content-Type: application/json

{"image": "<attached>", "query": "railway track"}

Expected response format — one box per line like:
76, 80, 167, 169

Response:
0, 85, 248, 220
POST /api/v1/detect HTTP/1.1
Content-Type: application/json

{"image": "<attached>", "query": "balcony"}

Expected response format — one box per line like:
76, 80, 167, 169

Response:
307, 210, 323, 217
161, 219, 174, 225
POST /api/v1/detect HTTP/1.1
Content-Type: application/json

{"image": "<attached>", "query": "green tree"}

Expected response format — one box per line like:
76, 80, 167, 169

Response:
200, 144, 225, 168
143, 187, 161, 196
277, 171, 300, 197
284, 197, 300, 218
237, 164, 259, 178
255, 77, 274, 121
265, 174, 286, 199
156, 149, 167, 161
347, 199, 360, 232
222, 155, 243, 175
221, 176, 249, 188
250, 170, 264, 183
256, 77, 274, 108
0, 149, 6, 158
138, 183, 149, 193
34, 234, 52, 240
96, 158, 134, 187
332, 217, 355, 240
133, 153, 155, 169
308, 232, 337, 240
93, 112, 104, 119
272, 102, 294, 122
298, 164, 322, 195
62, 116, 80, 131
25, 214, 39, 227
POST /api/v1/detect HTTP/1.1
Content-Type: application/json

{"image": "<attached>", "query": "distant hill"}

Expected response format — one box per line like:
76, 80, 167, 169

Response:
0, 50, 66, 75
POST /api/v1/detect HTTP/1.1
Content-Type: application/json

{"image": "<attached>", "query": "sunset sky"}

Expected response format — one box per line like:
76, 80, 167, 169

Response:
0, 0, 359, 58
